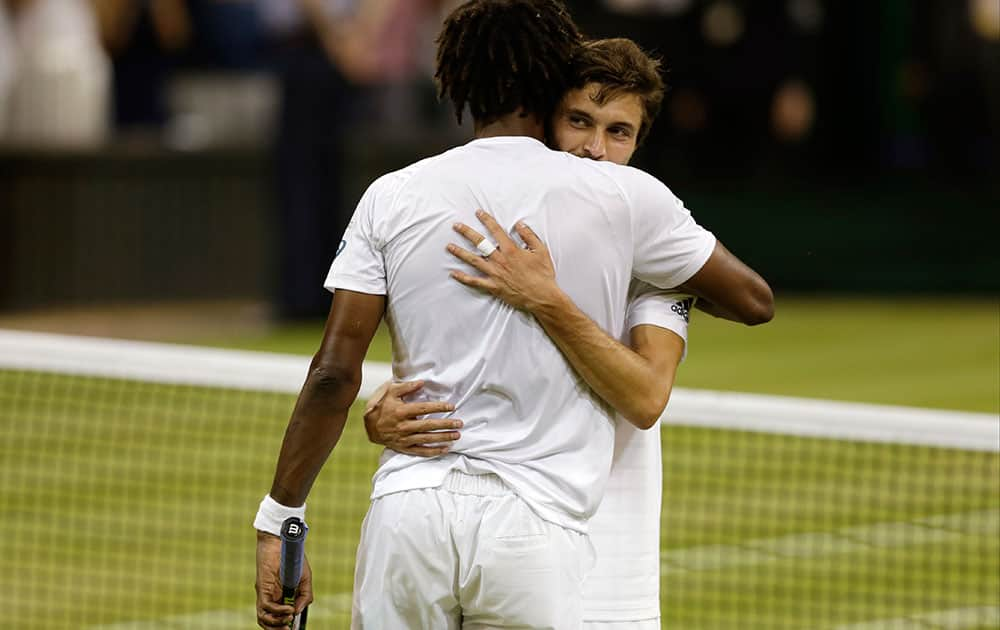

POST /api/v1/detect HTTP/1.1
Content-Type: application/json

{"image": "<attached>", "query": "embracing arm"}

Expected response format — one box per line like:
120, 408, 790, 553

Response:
268, 289, 386, 506
448, 211, 680, 430
680, 241, 774, 325
529, 291, 681, 429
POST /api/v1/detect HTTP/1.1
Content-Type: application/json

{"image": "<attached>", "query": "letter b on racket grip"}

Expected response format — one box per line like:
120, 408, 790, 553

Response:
280, 517, 309, 629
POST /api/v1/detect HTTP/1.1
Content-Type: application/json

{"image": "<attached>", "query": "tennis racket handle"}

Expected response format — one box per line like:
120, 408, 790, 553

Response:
279, 517, 309, 629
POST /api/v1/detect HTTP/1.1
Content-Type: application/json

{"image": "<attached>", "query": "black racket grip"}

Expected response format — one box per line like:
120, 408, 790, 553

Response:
279, 517, 308, 628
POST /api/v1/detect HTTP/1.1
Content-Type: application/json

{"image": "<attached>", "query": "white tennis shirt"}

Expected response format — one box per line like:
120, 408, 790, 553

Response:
583, 285, 695, 622
326, 136, 715, 532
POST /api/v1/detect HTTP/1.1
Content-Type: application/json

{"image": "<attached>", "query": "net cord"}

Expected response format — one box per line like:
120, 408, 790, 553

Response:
1, 329, 996, 452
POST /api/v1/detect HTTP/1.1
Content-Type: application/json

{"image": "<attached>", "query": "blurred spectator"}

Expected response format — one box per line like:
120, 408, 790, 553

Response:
359, 0, 463, 130
186, 0, 262, 70
2, 0, 110, 148
92, 0, 191, 138
0, 2, 14, 138
260, 0, 460, 320
601, 0, 693, 16
258, 0, 365, 319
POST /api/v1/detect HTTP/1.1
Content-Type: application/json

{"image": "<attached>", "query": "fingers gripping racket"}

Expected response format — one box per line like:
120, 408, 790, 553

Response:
280, 517, 309, 629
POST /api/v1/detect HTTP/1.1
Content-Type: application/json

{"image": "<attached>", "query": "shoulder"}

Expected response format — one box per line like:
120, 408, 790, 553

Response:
586, 161, 682, 210
365, 160, 423, 198
360, 152, 446, 211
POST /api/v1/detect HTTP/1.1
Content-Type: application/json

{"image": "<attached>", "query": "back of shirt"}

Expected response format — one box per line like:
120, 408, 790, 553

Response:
327, 136, 714, 531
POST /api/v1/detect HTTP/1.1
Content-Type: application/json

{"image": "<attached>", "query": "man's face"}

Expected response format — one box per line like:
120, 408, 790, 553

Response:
551, 82, 644, 166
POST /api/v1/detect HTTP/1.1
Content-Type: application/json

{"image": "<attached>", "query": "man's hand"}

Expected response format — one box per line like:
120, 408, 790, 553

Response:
447, 210, 563, 313
363, 380, 463, 457
255, 531, 312, 628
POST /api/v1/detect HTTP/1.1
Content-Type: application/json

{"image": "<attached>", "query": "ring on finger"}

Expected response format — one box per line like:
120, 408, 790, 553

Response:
476, 239, 498, 257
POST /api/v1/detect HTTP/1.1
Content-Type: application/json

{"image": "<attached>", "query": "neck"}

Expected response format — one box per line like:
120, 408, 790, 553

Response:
474, 111, 546, 141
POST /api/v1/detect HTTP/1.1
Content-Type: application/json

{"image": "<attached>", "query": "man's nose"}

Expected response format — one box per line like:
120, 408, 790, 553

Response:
584, 131, 606, 159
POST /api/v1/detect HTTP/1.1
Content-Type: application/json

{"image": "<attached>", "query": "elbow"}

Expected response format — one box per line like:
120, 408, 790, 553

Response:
744, 299, 774, 326
741, 281, 775, 326
624, 390, 671, 430
307, 359, 361, 399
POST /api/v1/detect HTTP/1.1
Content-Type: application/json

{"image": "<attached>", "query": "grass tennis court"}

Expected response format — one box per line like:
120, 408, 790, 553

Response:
1, 298, 997, 629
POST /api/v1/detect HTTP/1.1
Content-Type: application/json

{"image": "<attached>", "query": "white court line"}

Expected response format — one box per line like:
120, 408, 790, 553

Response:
833, 606, 1000, 629
661, 508, 999, 575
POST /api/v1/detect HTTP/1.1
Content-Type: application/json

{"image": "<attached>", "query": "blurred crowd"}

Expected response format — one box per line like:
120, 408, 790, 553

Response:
1, 0, 995, 163
0, 0, 467, 149
0, 0, 995, 315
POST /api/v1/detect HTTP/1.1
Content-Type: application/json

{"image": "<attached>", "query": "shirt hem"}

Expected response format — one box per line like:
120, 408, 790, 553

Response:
324, 275, 387, 296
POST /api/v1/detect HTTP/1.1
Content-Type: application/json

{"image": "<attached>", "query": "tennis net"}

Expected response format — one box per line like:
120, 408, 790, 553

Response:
1, 330, 997, 629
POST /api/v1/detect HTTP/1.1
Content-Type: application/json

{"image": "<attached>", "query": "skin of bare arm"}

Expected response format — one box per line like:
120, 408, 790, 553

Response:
255, 289, 385, 629
447, 210, 681, 429
679, 241, 774, 325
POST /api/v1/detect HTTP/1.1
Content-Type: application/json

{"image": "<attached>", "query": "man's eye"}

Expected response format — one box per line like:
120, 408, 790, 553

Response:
569, 116, 589, 127
611, 127, 632, 138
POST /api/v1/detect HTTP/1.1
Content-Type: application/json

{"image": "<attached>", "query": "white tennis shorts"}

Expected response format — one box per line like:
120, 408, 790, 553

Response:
351, 470, 595, 629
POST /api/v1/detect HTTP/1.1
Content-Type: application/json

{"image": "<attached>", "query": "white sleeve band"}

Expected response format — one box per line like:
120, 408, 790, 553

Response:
253, 494, 306, 536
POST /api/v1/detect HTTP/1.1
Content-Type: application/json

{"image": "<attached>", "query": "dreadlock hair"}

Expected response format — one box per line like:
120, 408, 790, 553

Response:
570, 38, 666, 146
435, 0, 584, 128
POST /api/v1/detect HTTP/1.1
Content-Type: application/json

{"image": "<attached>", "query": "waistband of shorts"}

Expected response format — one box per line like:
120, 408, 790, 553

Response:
440, 470, 510, 497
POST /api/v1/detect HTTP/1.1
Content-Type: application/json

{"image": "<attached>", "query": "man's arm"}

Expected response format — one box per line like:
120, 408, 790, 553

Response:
366, 320, 684, 448
447, 211, 679, 429
679, 240, 774, 325
527, 292, 683, 429
268, 289, 385, 506
255, 289, 384, 629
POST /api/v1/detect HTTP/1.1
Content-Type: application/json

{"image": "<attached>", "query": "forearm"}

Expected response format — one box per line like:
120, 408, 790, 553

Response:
531, 291, 668, 429
268, 362, 361, 506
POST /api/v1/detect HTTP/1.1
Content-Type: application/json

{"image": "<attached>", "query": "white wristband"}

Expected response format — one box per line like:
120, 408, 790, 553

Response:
253, 494, 306, 536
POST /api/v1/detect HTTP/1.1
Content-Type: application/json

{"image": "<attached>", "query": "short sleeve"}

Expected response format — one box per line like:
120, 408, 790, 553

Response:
626, 282, 696, 360
324, 176, 392, 295
619, 168, 716, 289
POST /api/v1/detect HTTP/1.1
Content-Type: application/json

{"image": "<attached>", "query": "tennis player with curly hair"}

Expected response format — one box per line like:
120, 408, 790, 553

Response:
254, 3, 772, 628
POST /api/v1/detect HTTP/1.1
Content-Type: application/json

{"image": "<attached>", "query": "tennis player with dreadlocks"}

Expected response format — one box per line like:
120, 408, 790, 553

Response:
365, 38, 720, 629
254, 2, 772, 628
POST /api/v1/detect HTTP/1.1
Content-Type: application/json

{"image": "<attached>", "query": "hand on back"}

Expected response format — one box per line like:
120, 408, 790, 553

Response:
447, 210, 563, 313
363, 380, 463, 457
